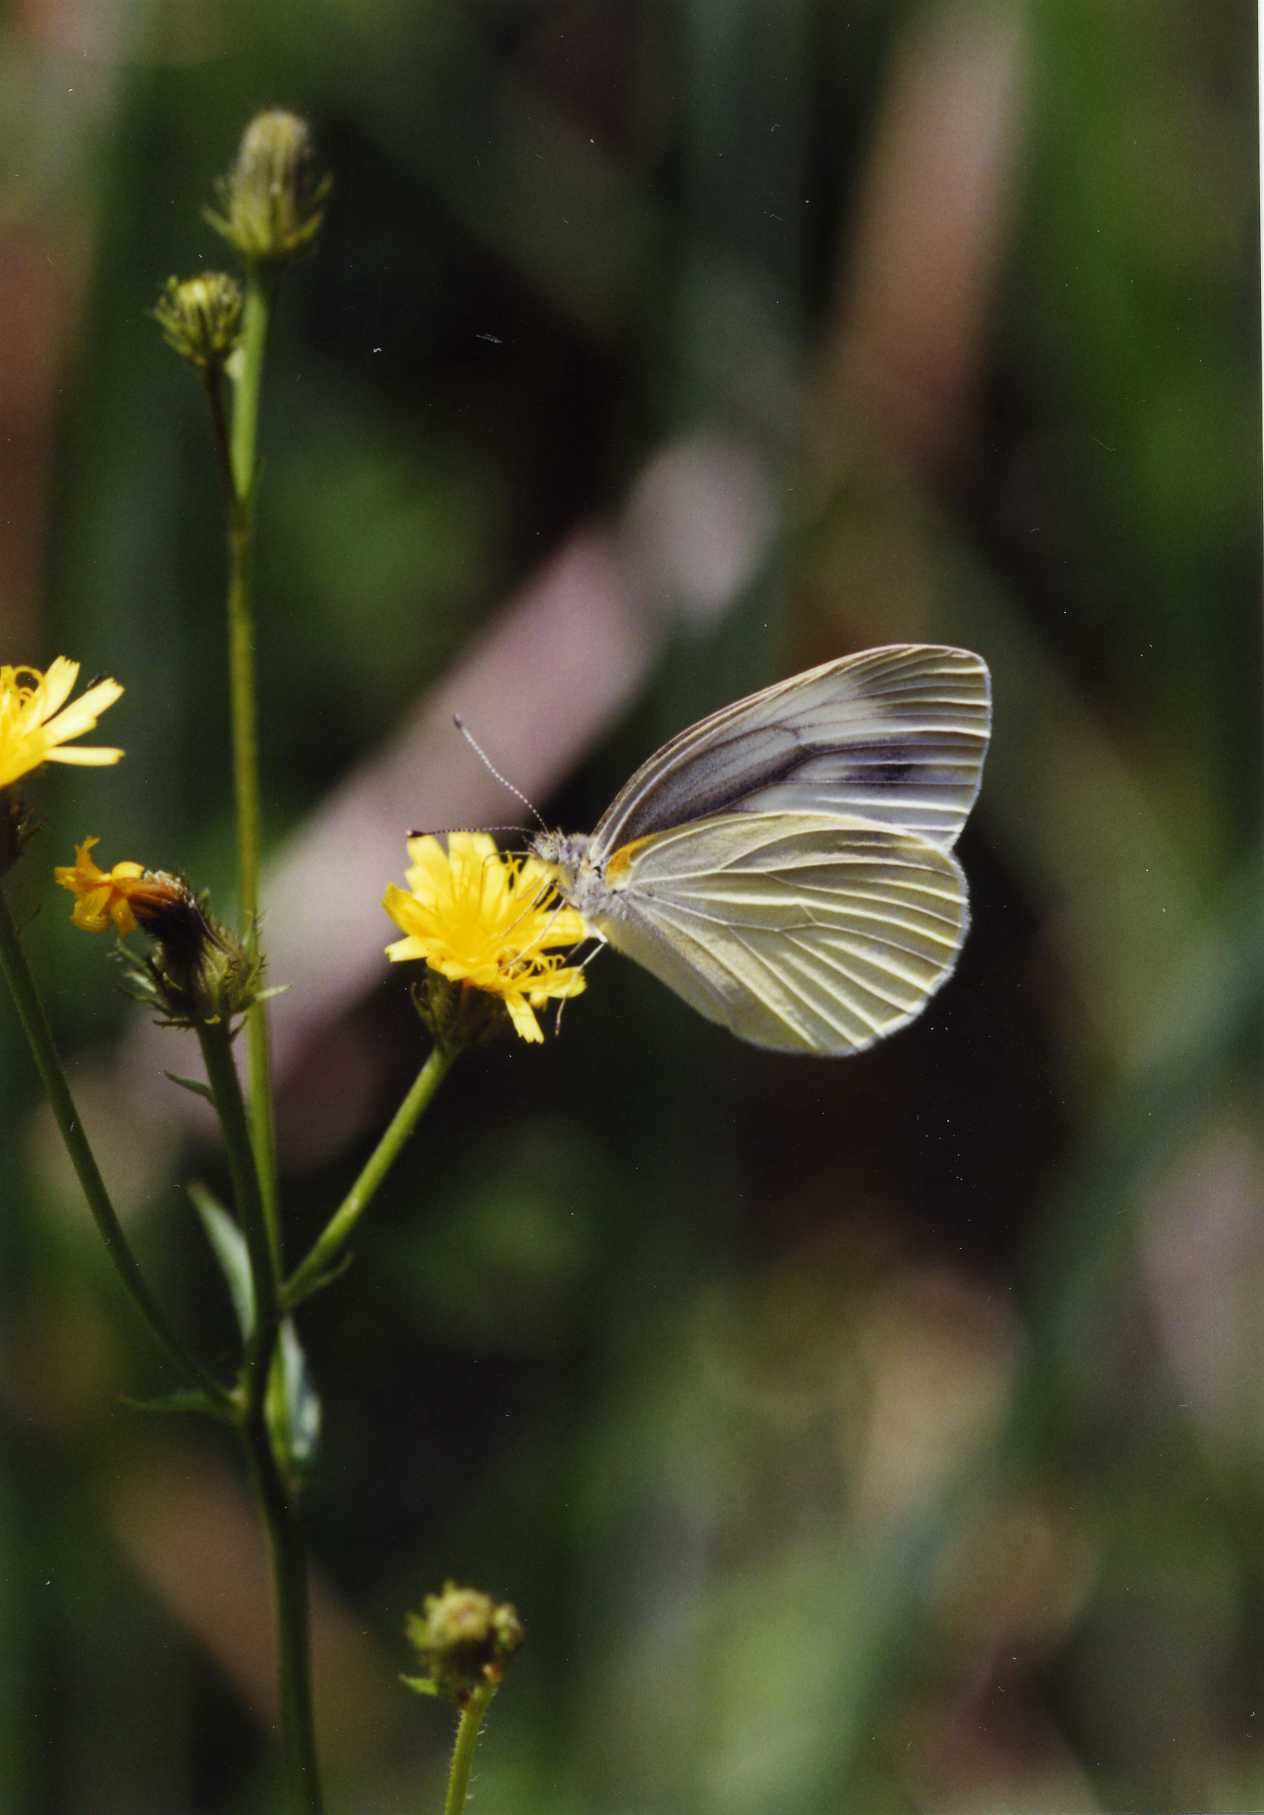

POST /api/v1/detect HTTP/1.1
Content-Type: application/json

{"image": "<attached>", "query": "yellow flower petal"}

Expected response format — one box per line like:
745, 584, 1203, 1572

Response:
503, 994, 545, 1043
38, 657, 80, 719
55, 837, 154, 937
0, 660, 125, 790
383, 833, 587, 1042
40, 744, 126, 767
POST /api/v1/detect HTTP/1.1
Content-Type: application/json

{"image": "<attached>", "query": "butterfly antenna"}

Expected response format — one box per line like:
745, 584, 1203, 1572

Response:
452, 714, 547, 830
406, 825, 526, 839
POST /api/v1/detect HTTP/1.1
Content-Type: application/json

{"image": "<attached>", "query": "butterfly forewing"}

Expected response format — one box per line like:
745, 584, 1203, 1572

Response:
595, 811, 968, 1055
590, 644, 991, 860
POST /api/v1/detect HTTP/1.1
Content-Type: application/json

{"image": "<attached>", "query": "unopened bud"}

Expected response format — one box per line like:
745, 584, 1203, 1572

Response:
205, 110, 329, 267
120, 889, 269, 1030
404, 1582, 525, 1706
152, 273, 242, 370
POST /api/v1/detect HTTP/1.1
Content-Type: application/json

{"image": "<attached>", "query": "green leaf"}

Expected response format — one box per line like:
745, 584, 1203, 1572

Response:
268, 1317, 322, 1482
164, 1070, 215, 1105
187, 1181, 255, 1338
400, 1674, 439, 1698
122, 1388, 233, 1423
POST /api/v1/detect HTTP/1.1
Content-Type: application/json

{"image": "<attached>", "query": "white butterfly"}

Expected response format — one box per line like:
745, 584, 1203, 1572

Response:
530, 644, 991, 1056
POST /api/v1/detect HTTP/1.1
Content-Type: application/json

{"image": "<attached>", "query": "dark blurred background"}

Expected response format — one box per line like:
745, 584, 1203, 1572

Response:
0, 2, 1259, 1810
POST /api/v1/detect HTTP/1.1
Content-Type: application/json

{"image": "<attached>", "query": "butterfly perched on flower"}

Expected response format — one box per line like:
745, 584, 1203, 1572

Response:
530, 645, 990, 1056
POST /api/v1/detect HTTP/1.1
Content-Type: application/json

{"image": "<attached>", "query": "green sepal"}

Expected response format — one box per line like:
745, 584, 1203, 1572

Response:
400, 1674, 439, 1697
267, 1317, 322, 1485
187, 1180, 255, 1338
165, 1071, 215, 1105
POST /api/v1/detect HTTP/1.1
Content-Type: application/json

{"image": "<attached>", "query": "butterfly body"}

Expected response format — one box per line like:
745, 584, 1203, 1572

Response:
530, 645, 991, 1056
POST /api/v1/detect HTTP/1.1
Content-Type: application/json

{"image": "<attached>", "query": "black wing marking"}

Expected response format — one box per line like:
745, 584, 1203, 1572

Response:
590, 645, 991, 857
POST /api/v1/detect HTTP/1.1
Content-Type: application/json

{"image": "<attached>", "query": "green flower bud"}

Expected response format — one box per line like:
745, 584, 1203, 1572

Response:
119, 885, 270, 1031
152, 273, 242, 370
404, 1582, 525, 1706
205, 110, 329, 267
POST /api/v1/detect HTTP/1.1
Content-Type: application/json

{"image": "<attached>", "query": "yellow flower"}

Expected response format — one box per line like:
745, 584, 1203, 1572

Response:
383, 832, 587, 1044
0, 659, 124, 791
54, 838, 186, 936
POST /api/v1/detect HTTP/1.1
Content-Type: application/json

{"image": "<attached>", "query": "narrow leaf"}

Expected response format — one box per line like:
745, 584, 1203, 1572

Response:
268, 1318, 323, 1481
165, 1070, 215, 1105
187, 1180, 255, 1337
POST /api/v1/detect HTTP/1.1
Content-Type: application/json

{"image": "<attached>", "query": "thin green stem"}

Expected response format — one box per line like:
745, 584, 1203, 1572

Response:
196, 1022, 277, 1390
284, 1043, 455, 1307
443, 1686, 496, 1815
201, 365, 234, 504
243, 1393, 324, 1815
225, 263, 281, 1267
197, 1018, 322, 1813
230, 271, 271, 502
217, 260, 324, 1812
0, 886, 230, 1407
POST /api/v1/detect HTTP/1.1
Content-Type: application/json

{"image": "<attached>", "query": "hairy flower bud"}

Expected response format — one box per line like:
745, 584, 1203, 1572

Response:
152, 273, 242, 370
205, 110, 329, 267
114, 884, 268, 1030
403, 1582, 525, 1706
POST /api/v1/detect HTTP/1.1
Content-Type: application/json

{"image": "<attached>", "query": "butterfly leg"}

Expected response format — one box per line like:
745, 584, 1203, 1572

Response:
554, 933, 608, 1034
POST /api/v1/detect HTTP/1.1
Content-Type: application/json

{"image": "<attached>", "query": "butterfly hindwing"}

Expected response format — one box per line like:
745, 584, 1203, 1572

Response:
592, 811, 968, 1055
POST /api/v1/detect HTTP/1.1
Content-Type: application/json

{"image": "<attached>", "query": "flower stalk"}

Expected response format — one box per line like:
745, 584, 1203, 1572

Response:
196, 1014, 322, 1814
200, 110, 331, 1807
224, 261, 281, 1268
242, 1403, 323, 1815
443, 1684, 496, 1815
195, 1020, 277, 1387
285, 1042, 455, 1307
0, 885, 230, 1407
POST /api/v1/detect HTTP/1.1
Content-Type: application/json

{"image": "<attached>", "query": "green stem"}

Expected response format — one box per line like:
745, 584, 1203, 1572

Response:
443, 1686, 496, 1815
230, 272, 272, 502
202, 365, 234, 504
197, 1018, 322, 1812
284, 1043, 455, 1307
0, 886, 230, 1407
226, 263, 281, 1269
243, 1394, 324, 1815
196, 1021, 277, 1387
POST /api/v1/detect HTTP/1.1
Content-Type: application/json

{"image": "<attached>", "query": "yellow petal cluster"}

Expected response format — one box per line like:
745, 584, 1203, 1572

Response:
54, 838, 184, 936
0, 659, 124, 791
383, 832, 586, 1043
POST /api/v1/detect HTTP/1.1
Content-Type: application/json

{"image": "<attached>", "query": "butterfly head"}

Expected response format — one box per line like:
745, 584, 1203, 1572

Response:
531, 829, 613, 923
529, 828, 590, 879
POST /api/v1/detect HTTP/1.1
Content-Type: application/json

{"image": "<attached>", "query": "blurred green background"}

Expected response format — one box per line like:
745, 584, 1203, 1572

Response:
1, 1, 1259, 1810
